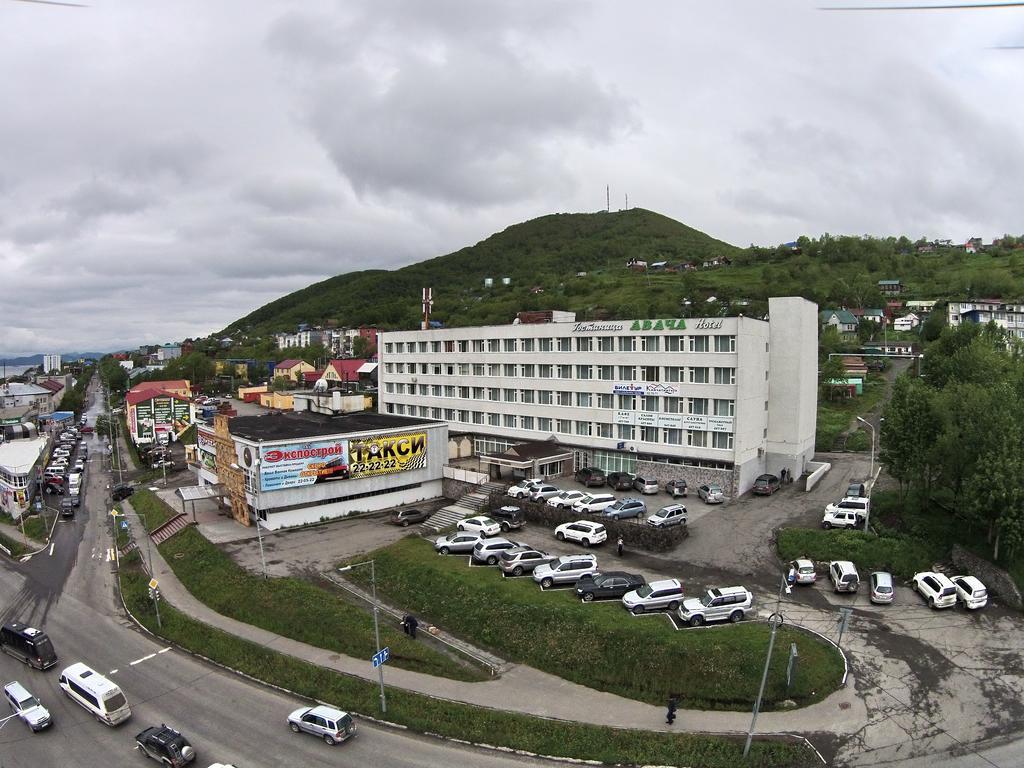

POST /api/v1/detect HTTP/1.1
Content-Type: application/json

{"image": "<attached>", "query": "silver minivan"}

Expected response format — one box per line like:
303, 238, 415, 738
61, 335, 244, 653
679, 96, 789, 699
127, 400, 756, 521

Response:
633, 476, 660, 495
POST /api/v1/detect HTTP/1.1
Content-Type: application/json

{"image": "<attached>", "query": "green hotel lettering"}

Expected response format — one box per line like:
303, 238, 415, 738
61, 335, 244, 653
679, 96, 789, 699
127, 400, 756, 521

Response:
630, 319, 687, 331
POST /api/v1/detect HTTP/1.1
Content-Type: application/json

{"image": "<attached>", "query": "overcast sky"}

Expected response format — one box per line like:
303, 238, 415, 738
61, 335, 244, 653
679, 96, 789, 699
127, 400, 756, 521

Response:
2, 0, 1022, 356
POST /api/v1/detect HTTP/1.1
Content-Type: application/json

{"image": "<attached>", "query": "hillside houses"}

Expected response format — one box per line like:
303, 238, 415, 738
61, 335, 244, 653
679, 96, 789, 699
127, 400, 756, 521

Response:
625, 256, 731, 272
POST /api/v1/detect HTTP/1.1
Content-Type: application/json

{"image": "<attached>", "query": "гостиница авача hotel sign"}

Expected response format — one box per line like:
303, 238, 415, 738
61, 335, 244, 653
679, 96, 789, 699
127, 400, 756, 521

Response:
571, 318, 724, 333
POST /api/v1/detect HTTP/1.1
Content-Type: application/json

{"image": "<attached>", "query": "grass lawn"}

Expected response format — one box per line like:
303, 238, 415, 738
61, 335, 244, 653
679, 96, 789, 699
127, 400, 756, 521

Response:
118, 564, 818, 768
777, 528, 945, 581
131, 488, 180, 531
343, 537, 846, 711
0, 511, 47, 543
155, 514, 485, 681
0, 530, 28, 558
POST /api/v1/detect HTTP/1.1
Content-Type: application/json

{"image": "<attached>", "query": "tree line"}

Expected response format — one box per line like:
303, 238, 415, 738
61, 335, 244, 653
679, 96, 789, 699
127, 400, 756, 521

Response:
880, 323, 1024, 560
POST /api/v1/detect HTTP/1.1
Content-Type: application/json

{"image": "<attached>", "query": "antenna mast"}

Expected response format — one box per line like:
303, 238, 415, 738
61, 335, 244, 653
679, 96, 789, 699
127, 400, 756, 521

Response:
606, 185, 610, 213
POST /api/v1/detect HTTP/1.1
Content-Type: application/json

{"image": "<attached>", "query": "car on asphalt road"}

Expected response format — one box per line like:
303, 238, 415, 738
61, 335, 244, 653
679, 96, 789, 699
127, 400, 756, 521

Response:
389, 508, 429, 527
622, 578, 685, 615
287, 704, 356, 745
471, 537, 522, 565
913, 571, 958, 609
678, 586, 753, 626
697, 484, 724, 504
825, 496, 870, 518
752, 474, 781, 496
571, 493, 616, 514
646, 504, 688, 528
151, 459, 175, 470
3, 680, 51, 732
529, 484, 562, 502
80, 425, 94, 433
136, 724, 196, 766
574, 571, 646, 602
457, 516, 501, 537
664, 479, 688, 498
112, 483, 134, 501
821, 505, 865, 530
606, 471, 636, 491
829, 560, 861, 593
490, 505, 525, 531
532, 554, 599, 588
433, 532, 482, 555
789, 559, 817, 585
869, 571, 895, 604
60, 498, 76, 518
506, 479, 545, 499
554, 520, 607, 547
950, 575, 988, 610
498, 547, 554, 576
602, 497, 646, 520
574, 467, 606, 487
847, 481, 867, 498
74, 459, 85, 472
633, 476, 660, 495
546, 490, 586, 510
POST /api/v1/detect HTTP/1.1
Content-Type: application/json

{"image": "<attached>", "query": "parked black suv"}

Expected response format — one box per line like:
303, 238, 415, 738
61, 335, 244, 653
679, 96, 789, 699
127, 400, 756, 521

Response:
490, 505, 525, 532
60, 498, 76, 518
574, 467, 606, 487
135, 725, 196, 767
112, 483, 134, 501
606, 472, 635, 491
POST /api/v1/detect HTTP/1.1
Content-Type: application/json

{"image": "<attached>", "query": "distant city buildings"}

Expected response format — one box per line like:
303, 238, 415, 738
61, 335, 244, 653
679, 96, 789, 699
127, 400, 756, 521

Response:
42, 353, 61, 373
948, 300, 1024, 341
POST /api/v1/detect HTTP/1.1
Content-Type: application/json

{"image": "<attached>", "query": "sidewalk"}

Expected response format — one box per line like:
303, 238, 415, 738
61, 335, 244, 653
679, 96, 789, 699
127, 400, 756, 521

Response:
122, 498, 865, 739
0, 520, 47, 552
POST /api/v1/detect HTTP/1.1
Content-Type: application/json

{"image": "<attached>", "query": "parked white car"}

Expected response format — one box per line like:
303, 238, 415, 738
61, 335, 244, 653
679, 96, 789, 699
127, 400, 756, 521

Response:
571, 493, 616, 514
912, 571, 957, 609
821, 508, 864, 530
456, 516, 501, 537
546, 490, 586, 510
950, 575, 988, 609
554, 520, 608, 547
507, 479, 545, 499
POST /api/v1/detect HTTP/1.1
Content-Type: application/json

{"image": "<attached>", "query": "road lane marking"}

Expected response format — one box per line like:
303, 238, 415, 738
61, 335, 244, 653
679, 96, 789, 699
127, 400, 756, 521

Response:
157, 647, 171, 654
109, 668, 118, 675
49, 543, 55, 557
129, 653, 157, 666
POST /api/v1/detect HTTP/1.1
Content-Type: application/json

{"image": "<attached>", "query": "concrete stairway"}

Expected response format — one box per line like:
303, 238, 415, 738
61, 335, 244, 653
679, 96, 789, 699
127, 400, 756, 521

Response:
421, 481, 508, 533
150, 513, 193, 545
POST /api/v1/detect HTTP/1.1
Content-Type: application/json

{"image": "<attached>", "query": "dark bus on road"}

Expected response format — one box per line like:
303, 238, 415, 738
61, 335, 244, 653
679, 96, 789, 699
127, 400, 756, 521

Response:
0, 622, 58, 670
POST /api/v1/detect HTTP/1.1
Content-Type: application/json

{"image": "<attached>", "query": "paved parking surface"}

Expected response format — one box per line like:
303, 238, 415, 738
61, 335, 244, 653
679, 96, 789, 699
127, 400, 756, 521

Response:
213, 456, 1024, 767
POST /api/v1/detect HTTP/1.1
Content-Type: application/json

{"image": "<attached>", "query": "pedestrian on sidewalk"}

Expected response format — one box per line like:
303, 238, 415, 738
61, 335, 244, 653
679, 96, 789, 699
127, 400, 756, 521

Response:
406, 615, 419, 640
665, 693, 678, 725
616, 536, 624, 557
401, 615, 410, 635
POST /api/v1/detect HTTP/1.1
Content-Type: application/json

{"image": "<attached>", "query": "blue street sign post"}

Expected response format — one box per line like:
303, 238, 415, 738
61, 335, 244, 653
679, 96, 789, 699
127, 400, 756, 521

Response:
120, 520, 129, 530
372, 646, 391, 668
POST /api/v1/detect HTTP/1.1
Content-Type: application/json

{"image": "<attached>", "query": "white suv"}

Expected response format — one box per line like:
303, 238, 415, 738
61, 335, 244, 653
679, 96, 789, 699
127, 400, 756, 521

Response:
822, 497, 869, 528
912, 571, 957, 609
532, 554, 598, 588
507, 479, 544, 499
678, 586, 753, 626
546, 490, 586, 510
622, 579, 684, 615
554, 520, 608, 547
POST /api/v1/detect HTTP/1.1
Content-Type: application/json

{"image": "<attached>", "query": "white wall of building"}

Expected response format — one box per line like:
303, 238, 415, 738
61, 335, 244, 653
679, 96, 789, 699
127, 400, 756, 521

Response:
43, 354, 61, 374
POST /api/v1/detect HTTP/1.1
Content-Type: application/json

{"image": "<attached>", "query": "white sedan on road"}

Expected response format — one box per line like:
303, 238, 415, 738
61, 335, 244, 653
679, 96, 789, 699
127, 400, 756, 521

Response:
456, 516, 501, 537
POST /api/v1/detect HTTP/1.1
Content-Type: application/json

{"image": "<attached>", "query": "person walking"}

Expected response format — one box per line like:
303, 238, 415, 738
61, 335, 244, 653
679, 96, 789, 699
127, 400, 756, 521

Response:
666, 694, 678, 725
406, 614, 419, 639
616, 536, 624, 557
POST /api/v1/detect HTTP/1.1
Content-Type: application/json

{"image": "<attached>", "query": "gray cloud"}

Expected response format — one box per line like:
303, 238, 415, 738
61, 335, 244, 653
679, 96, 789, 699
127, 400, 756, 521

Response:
1, 0, 1022, 355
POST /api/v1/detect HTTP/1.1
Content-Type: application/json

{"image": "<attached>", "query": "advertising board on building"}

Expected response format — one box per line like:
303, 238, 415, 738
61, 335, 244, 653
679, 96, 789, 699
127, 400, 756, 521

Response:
197, 427, 217, 472
134, 400, 155, 441
611, 383, 679, 396
257, 431, 428, 492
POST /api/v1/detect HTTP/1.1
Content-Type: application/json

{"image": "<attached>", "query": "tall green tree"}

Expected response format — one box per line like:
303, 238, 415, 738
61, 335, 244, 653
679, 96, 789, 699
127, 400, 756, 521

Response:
879, 375, 942, 503
964, 418, 1024, 560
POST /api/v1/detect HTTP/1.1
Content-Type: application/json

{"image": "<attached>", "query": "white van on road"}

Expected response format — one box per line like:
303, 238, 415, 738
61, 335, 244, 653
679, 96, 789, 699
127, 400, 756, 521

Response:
57, 663, 131, 725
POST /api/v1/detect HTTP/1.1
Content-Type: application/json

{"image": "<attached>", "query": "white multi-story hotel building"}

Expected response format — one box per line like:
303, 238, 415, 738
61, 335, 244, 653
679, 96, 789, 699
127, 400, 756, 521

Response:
378, 296, 818, 496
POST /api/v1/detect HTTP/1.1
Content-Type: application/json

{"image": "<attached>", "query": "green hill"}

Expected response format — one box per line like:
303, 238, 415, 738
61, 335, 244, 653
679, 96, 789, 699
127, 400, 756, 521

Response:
223, 210, 1024, 338
224, 209, 740, 335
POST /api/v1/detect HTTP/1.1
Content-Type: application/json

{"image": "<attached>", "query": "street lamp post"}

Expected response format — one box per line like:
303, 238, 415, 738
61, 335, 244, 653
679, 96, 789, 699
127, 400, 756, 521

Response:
744, 612, 784, 759
253, 513, 268, 580
856, 416, 875, 483
338, 559, 386, 714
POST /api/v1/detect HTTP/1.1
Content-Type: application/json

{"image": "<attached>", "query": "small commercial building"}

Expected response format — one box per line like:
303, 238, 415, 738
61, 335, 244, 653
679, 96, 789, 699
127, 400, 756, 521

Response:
0, 431, 47, 521
220, 410, 446, 530
125, 380, 194, 447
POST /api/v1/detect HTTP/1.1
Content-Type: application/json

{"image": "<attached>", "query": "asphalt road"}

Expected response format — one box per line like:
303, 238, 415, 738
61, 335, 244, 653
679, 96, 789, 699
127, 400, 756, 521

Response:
1, 380, 560, 768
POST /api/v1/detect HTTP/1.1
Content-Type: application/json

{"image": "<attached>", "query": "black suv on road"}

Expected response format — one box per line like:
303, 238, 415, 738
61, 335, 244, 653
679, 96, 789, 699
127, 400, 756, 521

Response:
606, 472, 635, 491
135, 725, 196, 767
112, 483, 134, 501
490, 505, 525, 531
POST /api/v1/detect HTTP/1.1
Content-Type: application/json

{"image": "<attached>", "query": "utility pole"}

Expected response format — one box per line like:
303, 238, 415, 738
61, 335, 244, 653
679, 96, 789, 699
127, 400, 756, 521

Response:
744, 612, 783, 758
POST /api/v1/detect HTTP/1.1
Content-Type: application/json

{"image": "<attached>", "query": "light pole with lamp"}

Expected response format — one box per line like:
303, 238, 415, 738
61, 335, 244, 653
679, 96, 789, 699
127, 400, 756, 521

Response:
337, 559, 386, 714
855, 416, 875, 533
743, 612, 784, 759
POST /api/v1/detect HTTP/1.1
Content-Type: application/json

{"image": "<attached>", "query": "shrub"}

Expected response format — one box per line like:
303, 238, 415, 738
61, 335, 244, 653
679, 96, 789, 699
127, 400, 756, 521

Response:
777, 527, 943, 579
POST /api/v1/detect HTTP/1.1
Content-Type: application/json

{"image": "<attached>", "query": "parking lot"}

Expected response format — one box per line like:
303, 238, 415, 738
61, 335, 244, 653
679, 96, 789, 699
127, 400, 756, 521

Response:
211, 455, 1024, 767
